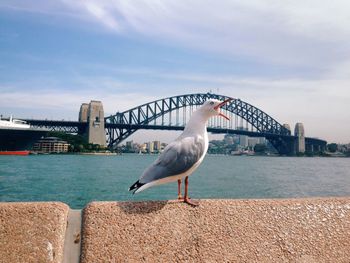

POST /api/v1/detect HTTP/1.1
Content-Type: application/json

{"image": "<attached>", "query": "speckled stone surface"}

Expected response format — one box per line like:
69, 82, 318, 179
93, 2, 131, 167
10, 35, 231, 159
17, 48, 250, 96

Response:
81, 198, 350, 263
0, 202, 69, 263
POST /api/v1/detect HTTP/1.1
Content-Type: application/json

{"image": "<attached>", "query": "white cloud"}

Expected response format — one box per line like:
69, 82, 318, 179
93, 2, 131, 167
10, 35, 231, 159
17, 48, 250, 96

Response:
51, 0, 350, 68
2, 0, 350, 67
79, 1, 121, 31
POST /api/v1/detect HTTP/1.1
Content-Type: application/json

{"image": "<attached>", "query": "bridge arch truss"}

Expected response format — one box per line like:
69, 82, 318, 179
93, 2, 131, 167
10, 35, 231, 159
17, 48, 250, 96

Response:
105, 93, 291, 152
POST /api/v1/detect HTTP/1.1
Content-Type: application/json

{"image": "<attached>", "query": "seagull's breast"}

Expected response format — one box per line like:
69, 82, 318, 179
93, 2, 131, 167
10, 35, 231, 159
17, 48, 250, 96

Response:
190, 132, 209, 170
159, 133, 208, 182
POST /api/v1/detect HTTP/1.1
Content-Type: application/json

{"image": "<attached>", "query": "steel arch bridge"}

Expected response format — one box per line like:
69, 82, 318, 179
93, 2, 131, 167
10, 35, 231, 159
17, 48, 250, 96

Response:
105, 93, 295, 153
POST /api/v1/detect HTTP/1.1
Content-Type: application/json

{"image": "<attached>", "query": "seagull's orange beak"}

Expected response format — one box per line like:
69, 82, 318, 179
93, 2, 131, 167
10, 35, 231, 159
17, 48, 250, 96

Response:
214, 98, 232, 120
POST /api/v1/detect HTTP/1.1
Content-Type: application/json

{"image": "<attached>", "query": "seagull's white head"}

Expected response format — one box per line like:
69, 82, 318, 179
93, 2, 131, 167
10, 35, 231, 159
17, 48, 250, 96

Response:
198, 98, 232, 120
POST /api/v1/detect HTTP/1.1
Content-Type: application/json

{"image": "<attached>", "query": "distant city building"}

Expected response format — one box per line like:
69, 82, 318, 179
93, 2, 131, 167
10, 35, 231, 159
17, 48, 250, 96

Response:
33, 137, 69, 153
294, 123, 305, 153
224, 134, 234, 145
140, 143, 147, 153
237, 126, 248, 148
338, 143, 350, 155
258, 137, 266, 145
248, 138, 259, 148
283, 123, 291, 133
146, 141, 154, 153
126, 140, 133, 151
153, 141, 161, 152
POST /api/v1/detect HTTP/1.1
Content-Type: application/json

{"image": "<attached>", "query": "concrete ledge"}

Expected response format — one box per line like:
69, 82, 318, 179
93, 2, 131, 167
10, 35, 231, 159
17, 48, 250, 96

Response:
81, 198, 350, 263
1, 198, 350, 262
0, 202, 69, 263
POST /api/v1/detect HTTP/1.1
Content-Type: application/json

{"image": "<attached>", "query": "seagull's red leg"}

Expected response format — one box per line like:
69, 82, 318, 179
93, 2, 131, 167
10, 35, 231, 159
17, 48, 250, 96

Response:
177, 179, 183, 200
184, 176, 199, 206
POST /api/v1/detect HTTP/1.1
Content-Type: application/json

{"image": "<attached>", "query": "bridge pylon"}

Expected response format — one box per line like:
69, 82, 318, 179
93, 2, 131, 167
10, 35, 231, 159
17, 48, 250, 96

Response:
79, 101, 106, 147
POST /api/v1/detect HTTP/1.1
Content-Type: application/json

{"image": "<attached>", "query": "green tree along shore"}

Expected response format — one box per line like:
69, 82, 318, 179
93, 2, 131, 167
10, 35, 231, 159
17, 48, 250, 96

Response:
327, 143, 338, 153
47, 132, 109, 153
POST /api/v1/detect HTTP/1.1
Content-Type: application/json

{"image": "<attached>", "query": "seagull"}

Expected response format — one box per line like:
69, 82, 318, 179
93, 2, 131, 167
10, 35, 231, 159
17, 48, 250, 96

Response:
129, 98, 232, 206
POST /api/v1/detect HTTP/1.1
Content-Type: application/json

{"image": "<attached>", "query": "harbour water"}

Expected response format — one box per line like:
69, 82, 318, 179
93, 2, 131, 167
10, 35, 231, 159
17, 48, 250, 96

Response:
0, 154, 349, 209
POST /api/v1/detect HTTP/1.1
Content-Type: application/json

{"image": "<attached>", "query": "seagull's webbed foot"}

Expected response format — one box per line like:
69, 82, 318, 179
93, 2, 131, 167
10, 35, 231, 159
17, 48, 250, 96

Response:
183, 176, 199, 206
177, 194, 184, 200
184, 197, 199, 207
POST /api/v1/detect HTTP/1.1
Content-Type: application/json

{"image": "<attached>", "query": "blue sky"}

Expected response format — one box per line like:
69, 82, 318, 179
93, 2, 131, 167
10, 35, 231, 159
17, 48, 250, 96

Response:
0, 1, 349, 143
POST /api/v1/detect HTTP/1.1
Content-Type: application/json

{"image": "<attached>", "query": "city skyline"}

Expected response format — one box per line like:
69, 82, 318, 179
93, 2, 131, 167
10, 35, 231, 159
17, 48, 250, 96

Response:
1, 1, 350, 143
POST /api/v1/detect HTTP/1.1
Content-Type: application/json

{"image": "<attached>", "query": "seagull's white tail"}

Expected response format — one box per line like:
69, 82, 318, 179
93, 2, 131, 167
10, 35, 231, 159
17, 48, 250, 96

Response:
128, 180, 144, 194
133, 181, 158, 194
129, 180, 158, 194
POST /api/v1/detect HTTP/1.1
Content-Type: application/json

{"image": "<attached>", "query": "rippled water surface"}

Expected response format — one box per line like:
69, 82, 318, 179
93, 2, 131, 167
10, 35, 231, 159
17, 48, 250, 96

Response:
0, 154, 349, 208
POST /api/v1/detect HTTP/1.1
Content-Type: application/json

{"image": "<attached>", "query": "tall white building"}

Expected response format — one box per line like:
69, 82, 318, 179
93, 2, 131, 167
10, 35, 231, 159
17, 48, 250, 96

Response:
294, 123, 305, 153
237, 126, 248, 148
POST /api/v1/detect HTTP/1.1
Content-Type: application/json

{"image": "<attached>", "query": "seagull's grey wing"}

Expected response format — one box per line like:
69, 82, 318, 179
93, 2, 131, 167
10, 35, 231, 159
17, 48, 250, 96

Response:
139, 136, 205, 184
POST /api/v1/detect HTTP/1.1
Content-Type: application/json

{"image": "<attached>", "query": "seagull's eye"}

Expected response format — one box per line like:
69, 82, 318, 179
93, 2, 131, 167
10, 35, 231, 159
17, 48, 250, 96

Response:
210, 101, 214, 105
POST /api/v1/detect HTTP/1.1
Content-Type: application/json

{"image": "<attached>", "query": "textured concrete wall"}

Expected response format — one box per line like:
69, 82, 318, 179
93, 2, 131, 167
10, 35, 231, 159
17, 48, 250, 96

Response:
81, 198, 350, 263
1, 198, 350, 263
0, 202, 68, 263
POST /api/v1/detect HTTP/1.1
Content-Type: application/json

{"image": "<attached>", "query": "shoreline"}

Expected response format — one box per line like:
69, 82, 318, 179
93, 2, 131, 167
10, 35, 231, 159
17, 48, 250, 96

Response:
21, 152, 350, 158
76, 152, 119, 156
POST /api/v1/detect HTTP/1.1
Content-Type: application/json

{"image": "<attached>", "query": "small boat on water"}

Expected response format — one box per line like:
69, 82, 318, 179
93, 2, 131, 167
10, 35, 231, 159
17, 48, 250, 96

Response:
0, 151, 30, 156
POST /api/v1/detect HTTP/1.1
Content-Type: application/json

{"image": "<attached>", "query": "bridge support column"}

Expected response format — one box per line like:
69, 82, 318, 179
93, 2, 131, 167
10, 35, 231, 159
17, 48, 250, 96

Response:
309, 144, 314, 153
316, 145, 321, 152
79, 101, 106, 147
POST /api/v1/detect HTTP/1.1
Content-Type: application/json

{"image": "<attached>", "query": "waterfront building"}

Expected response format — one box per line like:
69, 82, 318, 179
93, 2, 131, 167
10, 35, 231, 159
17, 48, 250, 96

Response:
139, 143, 147, 153
149, 141, 154, 153
153, 141, 161, 153
239, 136, 248, 148
258, 137, 266, 145
224, 134, 234, 145
144, 141, 155, 153
236, 127, 248, 148
33, 137, 69, 153
248, 138, 259, 148
126, 140, 133, 152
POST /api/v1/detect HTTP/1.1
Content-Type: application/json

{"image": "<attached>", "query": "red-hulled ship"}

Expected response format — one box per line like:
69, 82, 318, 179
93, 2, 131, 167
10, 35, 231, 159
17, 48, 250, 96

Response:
0, 151, 30, 155
0, 116, 48, 155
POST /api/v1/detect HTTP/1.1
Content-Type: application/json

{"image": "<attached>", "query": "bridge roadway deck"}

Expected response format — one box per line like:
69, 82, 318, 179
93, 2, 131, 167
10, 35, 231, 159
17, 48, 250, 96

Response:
24, 119, 326, 146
